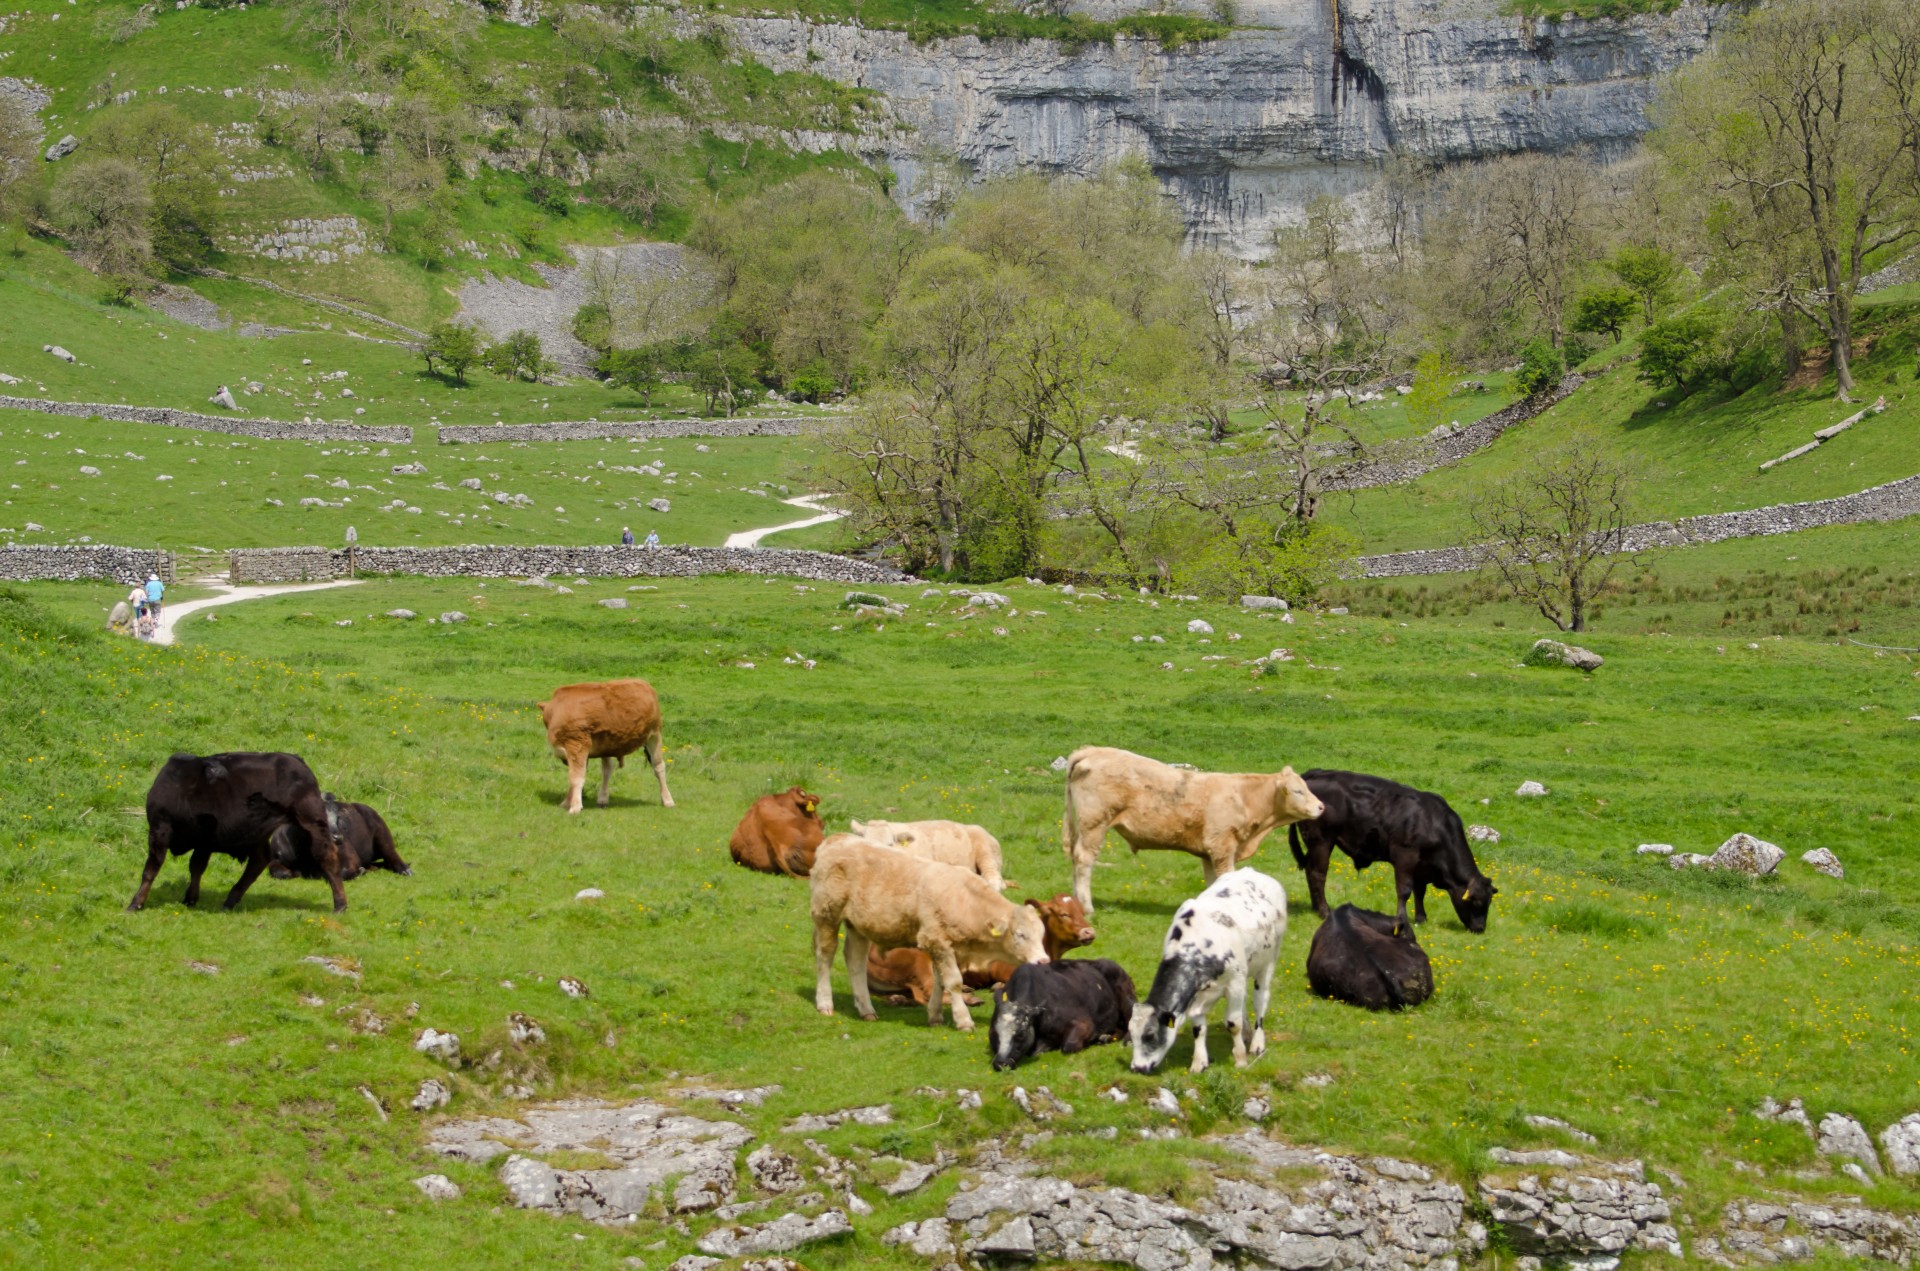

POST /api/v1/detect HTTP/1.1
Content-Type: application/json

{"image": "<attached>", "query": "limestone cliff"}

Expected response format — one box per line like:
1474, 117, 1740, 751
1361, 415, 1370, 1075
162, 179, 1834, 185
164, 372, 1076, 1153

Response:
718, 0, 1724, 255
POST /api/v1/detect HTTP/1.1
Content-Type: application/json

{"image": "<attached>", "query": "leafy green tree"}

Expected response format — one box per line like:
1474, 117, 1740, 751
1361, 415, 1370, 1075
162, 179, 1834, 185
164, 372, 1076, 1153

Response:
684, 334, 762, 416
423, 322, 482, 384
483, 330, 551, 383
786, 360, 839, 403
598, 343, 677, 407
91, 102, 221, 270
572, 303, 613, 357
1403, 349, 1459, 436
1570, 285, 1637, 344
49, 158, 154, 290
1515, 338, 1564, 397
1638, 312, 1720, 392
1607, 245, 1681, 324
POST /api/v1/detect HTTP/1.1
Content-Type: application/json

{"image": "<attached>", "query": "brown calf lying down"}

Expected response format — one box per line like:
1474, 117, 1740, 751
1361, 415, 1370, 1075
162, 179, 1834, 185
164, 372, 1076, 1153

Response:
538, 678, 674, 815
1061, 745, 1323, 913
810, 836, 1047, 1031
866, 894, 1095, 1007
730, 787, 825, 877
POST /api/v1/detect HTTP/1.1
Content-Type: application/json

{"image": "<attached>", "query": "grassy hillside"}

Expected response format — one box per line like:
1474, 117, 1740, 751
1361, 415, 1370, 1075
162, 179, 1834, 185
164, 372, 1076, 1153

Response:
1, 573, 1916, 1265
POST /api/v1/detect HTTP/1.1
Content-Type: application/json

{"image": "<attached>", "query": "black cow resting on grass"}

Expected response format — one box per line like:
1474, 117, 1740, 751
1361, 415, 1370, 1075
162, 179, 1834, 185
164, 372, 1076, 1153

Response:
130, 752, 349, 913
270, 796, 410, 881
989, 958, 1137, 1071
1306, 905, 1434, 1010
1287, 769, 1498, 934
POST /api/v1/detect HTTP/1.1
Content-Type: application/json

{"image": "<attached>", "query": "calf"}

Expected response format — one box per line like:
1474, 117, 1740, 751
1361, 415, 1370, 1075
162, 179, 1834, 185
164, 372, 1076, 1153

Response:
1128, 869, 1288, 1074
866, 894, 1095, 1006
270, 796, 411, 881
989, 958, 1137, 1071
538, 678, 673, 814
809, 836, 1048, 1032
730, 787, 825, 877
851, 818, 1006, 891
1062, 745, 1323, 913
1286, 769, 1497, 933
131, 752, 347, 913
1305, 905, 1434, 1010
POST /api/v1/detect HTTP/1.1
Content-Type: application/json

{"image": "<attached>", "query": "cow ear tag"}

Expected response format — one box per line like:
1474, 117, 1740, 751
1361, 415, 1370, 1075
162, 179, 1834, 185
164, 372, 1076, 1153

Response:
804, 802, 816, 812
989, 923, 1005, 937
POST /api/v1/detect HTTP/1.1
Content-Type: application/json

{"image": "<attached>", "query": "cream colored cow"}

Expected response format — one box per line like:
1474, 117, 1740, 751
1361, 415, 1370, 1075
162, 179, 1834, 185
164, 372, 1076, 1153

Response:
850, 817, 1006, 891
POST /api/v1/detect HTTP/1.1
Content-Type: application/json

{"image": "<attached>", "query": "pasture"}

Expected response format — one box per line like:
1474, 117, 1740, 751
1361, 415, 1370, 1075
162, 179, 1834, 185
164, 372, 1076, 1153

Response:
3, 571, 1917, 1267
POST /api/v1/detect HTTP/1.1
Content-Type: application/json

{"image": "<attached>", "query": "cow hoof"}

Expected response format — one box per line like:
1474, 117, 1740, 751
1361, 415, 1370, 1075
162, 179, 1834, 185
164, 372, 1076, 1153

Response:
859, 1011, 878, 1022
662, 798, 676, 809
817, 1007, 835, 1017
125, 902, 143, 913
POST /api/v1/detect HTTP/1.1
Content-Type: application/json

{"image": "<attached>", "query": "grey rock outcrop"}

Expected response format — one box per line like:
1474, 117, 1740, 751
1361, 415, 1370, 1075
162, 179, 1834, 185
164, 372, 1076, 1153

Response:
695, 1209, 852, 1256
44, 134, 78, 161
1817, 1113, 1881, 1175
1479, 1156, 1681, 1259
1525, 638, 1603, 670
1882, 1113, 1920, 1177
1801, 847, 1844, 878
413, 1173, 462, 1201
1705, 1198, 1920, 1265
1705, 832, 1784, 876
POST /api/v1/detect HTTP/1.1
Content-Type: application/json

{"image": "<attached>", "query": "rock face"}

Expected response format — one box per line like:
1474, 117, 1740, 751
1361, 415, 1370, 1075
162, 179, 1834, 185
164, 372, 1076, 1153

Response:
719, 2, 1724, 255
1705, 1198, 1920, 1266
1479, 1157, 1681, 1259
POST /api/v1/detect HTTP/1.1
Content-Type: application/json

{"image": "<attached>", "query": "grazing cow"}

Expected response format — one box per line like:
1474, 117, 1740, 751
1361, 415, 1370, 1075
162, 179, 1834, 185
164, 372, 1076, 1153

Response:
866, 894, 1095, 1006
730, 787, 825, 877
1286, 769, 1497, 933
1306, 905, 1434, 1010
1062, 746, 1324, 913
1128, 869, 1288, 1075
809, 836, 1048, 1031
851, 818, 1007, 891
130, 752, 347, 913
989, 958, 1137, 1071
269, 796, 411, 881
538, 678, 674, 815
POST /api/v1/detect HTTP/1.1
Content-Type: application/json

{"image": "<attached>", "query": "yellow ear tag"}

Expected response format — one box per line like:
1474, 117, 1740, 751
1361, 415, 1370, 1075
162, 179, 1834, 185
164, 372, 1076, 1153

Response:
989, 923, 1005, 937
1460, 891, 1471, 901
804, 802, 816, 812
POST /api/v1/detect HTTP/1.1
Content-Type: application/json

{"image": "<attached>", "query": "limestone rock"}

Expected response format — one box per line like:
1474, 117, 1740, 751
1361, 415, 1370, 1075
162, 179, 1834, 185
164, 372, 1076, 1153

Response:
44, 135, 78, 161
1801, 847, 1844, 878
748, 1145, 806, 1194
438, 611, 467, 624
1635, 843, 1673, 856
883, 1158, 944, 1197
1756, 1096, 1814, 1135
414, 1173, 462, 1200
1525, 639, 1603, 671
1240, 595, 1288, 610
648, 498, 671, 512
501, 1155, 560, 1208
1669, 853, 1711, 870
1187, 618, 1214, 634
1880, 1113, 1920, 1176
43, 344, 76, 363
386, 609, 416, 619
392, 462, 427, 475
598, 597, 628, 609
1705, 832, 1784, 876
508, 1013, 546, 1045
1515, 781, 1548, 797
78, 464, 100, 476
210, 386, 239, 411
1467, 824, 1499, 843
411, 1078, 451, 1112
413, 1028, 462, 1065
1817, 1113, 1881, 1174
696, 1208, 851, 1256
575, 887, 604, 900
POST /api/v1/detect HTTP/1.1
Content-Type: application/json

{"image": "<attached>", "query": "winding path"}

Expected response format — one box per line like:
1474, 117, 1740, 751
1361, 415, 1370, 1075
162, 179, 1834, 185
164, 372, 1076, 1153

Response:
152, 579, 362, 646
722, 494, 845, 549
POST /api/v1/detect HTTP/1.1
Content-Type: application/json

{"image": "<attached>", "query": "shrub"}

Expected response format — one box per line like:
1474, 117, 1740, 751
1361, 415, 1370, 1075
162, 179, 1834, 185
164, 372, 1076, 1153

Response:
1515, 338, 1563, 396
1638, 313, 1719, 393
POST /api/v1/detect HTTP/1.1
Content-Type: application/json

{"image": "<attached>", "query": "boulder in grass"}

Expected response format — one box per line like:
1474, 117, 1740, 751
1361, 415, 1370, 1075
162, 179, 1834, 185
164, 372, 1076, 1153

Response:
43, 344, 76, 363
1240, 595, 1289, 611
1524, 639, 1603, 671
438, 611, 467, 624
1467, 824, 1500, 843
45, 135, 80, 161
1187, 619, 1214, 635
1636, 843, 1674, 856
386, 609, 416, 620
1705, 832, 1784, 876
1882, 1114, 1920, 1176
598, 598, 628, 610
843, 591, 889, 609
1514, 780, 1548, 797
648, 497, 671, 512
1801, 847, 1844, 879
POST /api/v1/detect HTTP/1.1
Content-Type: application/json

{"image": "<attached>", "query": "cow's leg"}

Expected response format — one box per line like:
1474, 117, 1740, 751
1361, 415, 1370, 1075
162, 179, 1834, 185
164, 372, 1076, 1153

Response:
844, 930, 877, 1022
597, 756, 614, 809
181, 842, 216, 908
813, 919, 840, 1016
222, 846, 270, 911
644, 732, 674, 808
128, 819, 172, 912
1065, 811, 1105, 915
934, 948, 973, 1031
1248, 958, 1274, 1061
1413, 879, 1430, 925
1059, 1016, 1097, 1055
1188, 1012, 1210, 1074
1392, 861, 1416, 934
1225, 972, 1251, 1068
1305, 837, 1333, 920
563, 748, 588, 815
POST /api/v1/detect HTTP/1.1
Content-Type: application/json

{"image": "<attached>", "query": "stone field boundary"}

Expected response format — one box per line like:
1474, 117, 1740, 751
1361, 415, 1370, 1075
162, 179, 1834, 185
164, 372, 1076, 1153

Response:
0, 545, 178, 585
226, 544, 913, 585
0, 394, 412, 444
435, 417, 815, 444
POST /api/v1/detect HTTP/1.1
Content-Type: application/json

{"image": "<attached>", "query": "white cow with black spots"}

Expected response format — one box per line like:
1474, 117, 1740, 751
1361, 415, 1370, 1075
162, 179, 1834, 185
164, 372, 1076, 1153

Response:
1128, 868, 1288, 1074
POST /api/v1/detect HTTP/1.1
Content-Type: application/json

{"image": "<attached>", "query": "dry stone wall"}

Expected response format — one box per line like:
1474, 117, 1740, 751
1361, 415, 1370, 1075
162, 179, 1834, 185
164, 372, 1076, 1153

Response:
0, 395, 411, 444
230, 544, 913, 585
1329, 373, 1587, 492
0, 545, 177, 584
437, 418, 814, 444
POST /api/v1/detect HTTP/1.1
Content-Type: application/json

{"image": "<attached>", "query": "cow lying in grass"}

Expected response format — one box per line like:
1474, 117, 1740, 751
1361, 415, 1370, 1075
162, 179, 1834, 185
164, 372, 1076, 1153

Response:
809, 836, 1048, 1032
1129, 869, 1288, 1074
730, 787, 824, 877
131, 752, 347, 913
866, 894, 1094, 1007
1287, 768, 1497, 933
1306, 904, 1434, 1010
989, 958, 1137, 1071
1062, 746, 1323, 913
851, 817, 1007, 891
539, 678, 674, 814
269, 796, 411, 882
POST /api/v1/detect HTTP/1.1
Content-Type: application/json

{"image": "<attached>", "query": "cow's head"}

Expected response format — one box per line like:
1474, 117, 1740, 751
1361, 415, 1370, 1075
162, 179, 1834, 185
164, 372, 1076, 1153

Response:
1273, 766, 1325, 824
1128, 1001, 1180, 1075
989, 992, 1040, 1072
1028, 895, 1094, 953
1450, 875, 1498, 934
991, 904, 1050, 967
785, 787, 824, 821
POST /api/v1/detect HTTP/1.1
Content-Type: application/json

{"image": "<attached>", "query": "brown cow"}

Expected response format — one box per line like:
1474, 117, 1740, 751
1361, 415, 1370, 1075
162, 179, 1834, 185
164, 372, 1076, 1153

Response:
730, 787, 825, 877
538, 678, 674, 815
867, 893, 1095, 1007
850, 818, 1007, 891
810, 836, 1047, 1031
1062, 745, 1324, 913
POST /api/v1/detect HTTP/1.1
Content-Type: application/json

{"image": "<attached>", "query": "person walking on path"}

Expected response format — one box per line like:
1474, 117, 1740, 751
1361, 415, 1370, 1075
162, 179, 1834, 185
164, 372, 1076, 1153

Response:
144, 573, 166, 620
621, 526, 635, 546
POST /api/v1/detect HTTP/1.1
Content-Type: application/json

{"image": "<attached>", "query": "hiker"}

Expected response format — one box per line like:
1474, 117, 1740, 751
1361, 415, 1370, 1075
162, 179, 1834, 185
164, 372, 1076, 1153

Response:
643, 529, 659, 549
621, 526, 635, 546
144, 573, 166, 620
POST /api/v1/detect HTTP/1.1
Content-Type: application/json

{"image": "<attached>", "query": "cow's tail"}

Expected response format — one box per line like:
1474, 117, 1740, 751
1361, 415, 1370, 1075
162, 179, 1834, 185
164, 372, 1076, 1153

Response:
1061, 766, 1081, 862
1288, 823, 1308, 872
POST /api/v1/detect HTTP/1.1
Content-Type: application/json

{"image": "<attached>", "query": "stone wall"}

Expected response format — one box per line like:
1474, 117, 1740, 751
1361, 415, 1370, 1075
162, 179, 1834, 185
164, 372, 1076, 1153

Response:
230, 543, 914, 584
1330, 373, 1587, 492
436, 418, 815, 444
0, 544, 177, 584
0, 395, 412, 444
1355, 472, 1920, 579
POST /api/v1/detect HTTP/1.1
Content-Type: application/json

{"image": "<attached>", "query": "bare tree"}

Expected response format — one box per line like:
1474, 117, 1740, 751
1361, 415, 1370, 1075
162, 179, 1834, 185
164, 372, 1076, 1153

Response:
1469, 438, 1635, 633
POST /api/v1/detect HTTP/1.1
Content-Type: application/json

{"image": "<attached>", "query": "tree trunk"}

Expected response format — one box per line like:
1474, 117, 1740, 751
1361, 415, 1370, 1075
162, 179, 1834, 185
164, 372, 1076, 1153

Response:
1778, 303, 1804, 377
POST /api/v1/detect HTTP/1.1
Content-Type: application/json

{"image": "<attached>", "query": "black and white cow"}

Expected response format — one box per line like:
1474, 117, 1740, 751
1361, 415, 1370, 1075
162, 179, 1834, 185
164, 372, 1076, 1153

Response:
988, 958, 1137, 1071
1128, 869, 1288, 1074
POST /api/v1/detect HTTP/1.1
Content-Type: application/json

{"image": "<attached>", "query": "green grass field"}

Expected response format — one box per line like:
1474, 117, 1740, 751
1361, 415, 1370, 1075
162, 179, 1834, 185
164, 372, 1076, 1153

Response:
3, 567, 1917, 1266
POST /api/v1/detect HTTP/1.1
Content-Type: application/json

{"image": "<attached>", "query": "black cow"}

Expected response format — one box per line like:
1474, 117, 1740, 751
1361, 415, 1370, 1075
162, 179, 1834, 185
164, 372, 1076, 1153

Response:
130, 752, 348, 913
1286, 769, 1497, 933
270, 795, 410, 881
989, 958, 1137, 1071
1306, 905, 1434, 1009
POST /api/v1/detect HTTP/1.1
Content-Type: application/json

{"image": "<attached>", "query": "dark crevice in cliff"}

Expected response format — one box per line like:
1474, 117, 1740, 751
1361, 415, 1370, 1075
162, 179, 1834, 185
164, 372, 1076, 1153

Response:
1328, 0, 1395, 147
